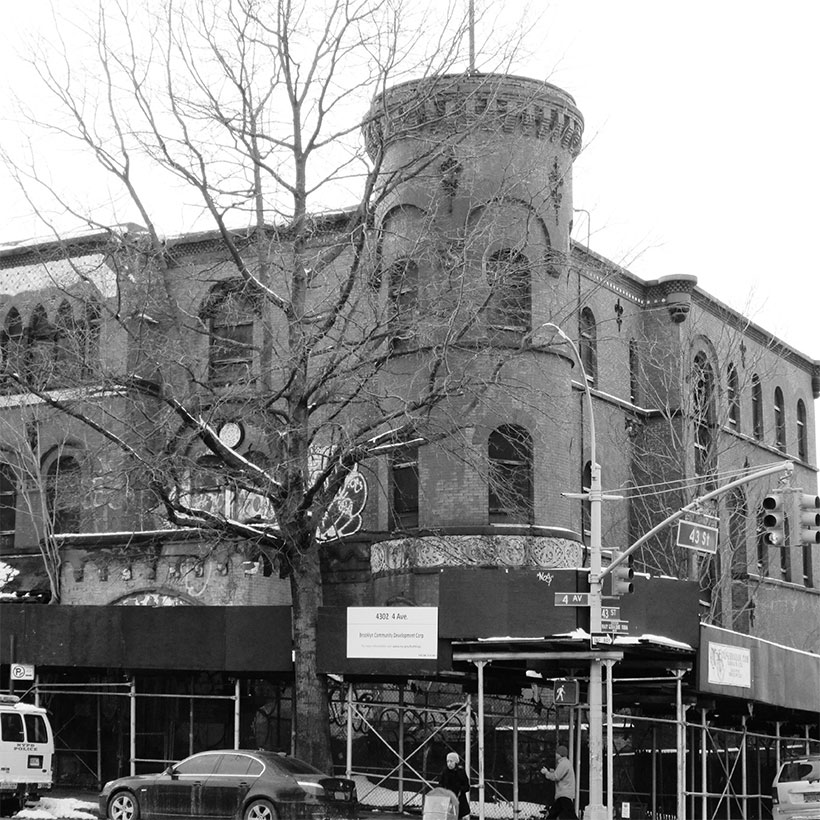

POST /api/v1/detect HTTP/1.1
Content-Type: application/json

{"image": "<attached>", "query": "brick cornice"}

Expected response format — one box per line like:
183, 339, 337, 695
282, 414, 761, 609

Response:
364, 72, 584, 158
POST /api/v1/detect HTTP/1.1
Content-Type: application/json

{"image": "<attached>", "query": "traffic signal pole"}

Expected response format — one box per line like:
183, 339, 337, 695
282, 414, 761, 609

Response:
543, 323, 608, 820
602, 460, 795, 582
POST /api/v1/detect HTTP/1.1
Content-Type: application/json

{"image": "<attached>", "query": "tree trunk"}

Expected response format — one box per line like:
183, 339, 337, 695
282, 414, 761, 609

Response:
289, 542, 332, 770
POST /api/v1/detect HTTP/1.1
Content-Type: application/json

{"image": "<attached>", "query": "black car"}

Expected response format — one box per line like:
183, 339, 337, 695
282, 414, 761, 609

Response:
99, 750, 358, 820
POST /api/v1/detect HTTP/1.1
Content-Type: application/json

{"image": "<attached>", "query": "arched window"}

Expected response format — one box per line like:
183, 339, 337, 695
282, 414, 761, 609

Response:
0, 463, 16, 549
26, 305, 55, 388
46, 455, 82, 534
582, 460, 592, 538
727, 363, 740, 432
693, 352, 716, 478
728, 490, 751, 630
486, 249, 531, 333
751, 374, 763, 440
187, 451, 274, 524
389, 444, 419, 530
756, 504, 769, 577
628, 339, 639, 405
54, 300, 81, 384
797, 399, 808, 462
488, 425, 533, 524
189, 454, 228, 516
780, 512, 791, 580
3, 308, 23, 381
579, 307, 597, 383
206, 287, 255, 385
388, 259, 419, 351
803, 528, 814, 589
82, 298, 102, 378
774, 387, 786, 453
728, 490, 748, 580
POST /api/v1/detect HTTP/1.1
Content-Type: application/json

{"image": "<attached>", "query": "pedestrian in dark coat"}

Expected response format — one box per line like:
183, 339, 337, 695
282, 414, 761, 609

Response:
439, 752, 471, 819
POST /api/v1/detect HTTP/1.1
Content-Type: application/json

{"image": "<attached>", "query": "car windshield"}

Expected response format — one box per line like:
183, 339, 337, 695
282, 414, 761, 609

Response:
258, 753, 324, 776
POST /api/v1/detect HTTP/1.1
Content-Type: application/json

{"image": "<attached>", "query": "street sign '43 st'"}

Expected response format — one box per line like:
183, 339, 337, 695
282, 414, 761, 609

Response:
676, 519, 719, 554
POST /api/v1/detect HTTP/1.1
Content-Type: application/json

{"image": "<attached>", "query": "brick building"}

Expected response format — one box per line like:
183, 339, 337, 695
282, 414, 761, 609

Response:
1, 71, 819, 817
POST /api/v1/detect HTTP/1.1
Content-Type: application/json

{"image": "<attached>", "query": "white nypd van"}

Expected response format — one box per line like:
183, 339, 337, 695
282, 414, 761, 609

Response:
0, 694, 53, 815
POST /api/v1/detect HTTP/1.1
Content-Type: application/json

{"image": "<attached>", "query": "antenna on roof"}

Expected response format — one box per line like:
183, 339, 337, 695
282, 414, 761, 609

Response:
468, 0, 475, 73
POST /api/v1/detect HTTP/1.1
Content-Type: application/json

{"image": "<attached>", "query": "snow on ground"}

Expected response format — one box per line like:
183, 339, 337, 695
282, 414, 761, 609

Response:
13, 796, 98, 820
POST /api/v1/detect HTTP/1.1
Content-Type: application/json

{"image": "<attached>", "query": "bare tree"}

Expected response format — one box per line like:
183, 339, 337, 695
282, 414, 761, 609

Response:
0, 0, 588, 767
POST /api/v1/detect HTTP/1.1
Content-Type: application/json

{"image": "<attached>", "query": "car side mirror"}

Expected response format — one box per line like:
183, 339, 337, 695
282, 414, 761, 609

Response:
165, 766, 178, 779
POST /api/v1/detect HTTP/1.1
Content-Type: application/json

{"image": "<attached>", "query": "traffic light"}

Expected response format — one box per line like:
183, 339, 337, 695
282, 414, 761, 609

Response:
609, 549, 634, 596
797, 493, 820, 545
762, 492, 786, 546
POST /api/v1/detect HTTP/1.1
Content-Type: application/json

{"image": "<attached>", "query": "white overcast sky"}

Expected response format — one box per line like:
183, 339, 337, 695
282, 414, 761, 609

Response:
0, 0, 818, 365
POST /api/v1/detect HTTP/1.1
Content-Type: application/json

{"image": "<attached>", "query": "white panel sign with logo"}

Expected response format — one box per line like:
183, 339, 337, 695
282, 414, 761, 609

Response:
707, 641, 751, 688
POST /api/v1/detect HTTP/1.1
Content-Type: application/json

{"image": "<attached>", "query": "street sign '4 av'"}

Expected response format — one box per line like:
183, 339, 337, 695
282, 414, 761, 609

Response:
676, 520, 719, 554
554, 592, 591, 606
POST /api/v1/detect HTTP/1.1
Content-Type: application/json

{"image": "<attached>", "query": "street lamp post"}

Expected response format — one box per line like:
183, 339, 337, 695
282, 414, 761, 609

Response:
540, 324, 607, 820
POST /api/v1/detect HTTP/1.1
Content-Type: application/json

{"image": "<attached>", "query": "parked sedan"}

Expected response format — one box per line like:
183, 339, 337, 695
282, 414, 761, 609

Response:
99, 750, 358, 820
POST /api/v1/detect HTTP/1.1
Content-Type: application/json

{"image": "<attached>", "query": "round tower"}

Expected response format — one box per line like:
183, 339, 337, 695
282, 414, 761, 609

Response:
364, 72, 583, 260
363, 73, 588, 597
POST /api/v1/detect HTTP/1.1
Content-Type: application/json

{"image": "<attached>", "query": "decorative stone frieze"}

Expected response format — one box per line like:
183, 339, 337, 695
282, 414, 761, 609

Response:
371, 533, 583, 574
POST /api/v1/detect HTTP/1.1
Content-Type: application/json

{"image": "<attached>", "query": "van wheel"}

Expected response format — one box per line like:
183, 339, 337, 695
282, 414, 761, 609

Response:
244, 799, 278, 820
108, 791, 140, 820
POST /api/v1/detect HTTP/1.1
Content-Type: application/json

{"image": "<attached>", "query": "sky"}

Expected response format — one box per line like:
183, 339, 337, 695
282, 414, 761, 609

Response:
0, 0, 817, 363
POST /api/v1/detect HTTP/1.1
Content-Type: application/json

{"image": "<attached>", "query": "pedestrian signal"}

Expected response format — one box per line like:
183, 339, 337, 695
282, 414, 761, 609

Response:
553, 678, 579, 706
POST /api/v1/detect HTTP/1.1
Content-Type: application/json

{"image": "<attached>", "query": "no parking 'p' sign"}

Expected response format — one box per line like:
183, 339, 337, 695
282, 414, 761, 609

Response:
10, 663, 34, 680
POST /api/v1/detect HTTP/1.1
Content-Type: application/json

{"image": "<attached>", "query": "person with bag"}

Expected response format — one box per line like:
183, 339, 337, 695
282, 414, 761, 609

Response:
439, 751, 471, 819
540, 745, 577, 819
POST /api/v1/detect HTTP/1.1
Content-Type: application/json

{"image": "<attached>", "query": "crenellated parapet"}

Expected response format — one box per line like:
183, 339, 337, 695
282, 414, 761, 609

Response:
364, 73, 584, 158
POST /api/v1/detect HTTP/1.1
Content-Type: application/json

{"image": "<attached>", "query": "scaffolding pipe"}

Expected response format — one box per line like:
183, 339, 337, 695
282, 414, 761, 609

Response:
676, 672, 685, 820
466, 692, 472, 790
398, 685, 405, 812
97, 694, 103, 787
346, 683, 353, 778
651, 726, 657, 820
189, 692, 195, 756
130, 678, 136, 776
475, 661, 486, 820
575, 707, 583, 815
605, 661, 614, 820
234, 678, 240, 750
701, 708, 708, 820
512, 696, 519, 820
742, 714, 748, 820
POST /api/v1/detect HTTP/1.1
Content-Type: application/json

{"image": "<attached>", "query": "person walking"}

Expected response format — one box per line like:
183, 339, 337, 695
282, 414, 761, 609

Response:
540, 745, 577, 819
439, 751, 471, 819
